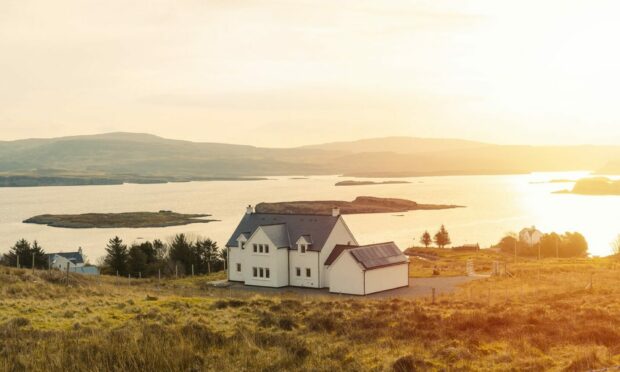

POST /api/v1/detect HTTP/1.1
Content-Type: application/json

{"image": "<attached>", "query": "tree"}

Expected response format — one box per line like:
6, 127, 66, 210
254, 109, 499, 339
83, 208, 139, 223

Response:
219, 247, 228, 270
153, 239, 167, 261
2, 239, 46, 269
195, 238, 221, 274
434, 225, 451, 249
540, 233, 561, 258
127, 244, 148, 277
103, 236, 128, 275
562, 232, 588, 258
168, 234, 195, 275
420, 231, 432, 248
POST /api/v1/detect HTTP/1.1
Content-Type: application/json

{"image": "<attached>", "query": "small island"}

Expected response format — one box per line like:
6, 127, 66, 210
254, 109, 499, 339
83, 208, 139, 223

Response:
554, 177, 620, 195
255, 196, 463, 215
23, 211, 217, 228
335, 180, 411, 187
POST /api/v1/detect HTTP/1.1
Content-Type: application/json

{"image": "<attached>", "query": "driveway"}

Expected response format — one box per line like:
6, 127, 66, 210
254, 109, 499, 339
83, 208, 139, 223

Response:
213, 275, 488, 299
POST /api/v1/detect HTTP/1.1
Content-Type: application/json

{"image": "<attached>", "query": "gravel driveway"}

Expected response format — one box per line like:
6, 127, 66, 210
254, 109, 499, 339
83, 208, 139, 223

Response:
216, 275, 488, 299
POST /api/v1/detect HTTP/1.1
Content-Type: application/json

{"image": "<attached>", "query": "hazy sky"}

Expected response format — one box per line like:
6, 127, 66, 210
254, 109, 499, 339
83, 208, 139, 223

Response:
2, 0, 620, 146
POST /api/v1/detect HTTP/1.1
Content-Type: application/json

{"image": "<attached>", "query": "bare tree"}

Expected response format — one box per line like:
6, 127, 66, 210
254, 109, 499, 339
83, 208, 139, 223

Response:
611, 234, 620, 255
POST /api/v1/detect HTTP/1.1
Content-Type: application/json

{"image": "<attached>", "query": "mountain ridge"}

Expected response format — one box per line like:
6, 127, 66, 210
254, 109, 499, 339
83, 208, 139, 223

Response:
1, 132, 619, 186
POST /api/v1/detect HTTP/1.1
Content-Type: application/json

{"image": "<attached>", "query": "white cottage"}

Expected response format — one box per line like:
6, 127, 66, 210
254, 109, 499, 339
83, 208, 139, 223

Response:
226, 206, 409, 295
519, 226, 543, 247
46, 248, 99, 275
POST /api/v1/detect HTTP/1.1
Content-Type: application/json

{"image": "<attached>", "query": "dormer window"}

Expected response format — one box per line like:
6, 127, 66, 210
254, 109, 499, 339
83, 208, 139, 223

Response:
300, 244, 306, 253
241, 241, 246, 249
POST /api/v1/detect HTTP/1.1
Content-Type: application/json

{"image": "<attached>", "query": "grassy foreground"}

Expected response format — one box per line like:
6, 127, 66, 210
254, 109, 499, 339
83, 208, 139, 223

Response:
2, 255, 620, 371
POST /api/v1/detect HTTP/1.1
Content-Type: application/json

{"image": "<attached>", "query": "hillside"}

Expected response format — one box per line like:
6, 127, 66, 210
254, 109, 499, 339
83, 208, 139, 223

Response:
3, 256, 620, 371
2, 133, 620, 186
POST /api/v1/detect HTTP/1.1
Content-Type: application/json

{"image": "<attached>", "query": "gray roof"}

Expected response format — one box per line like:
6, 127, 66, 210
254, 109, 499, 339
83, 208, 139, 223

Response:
46, 252, 84, 264
226, 213, 341, 251
257, 224, 291, 248
348, 242, 407, 270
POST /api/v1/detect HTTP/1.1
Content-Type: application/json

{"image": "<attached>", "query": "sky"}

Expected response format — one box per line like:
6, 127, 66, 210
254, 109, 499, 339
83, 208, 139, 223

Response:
1, 0, 620, 147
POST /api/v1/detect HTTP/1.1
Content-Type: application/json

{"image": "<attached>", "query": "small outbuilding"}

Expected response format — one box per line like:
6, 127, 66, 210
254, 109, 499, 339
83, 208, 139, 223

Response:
327, 242, 409, 295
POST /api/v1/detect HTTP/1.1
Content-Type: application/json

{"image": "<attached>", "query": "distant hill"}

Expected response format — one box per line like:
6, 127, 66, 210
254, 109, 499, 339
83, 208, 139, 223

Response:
1, 132, 620, 186
300, 136, 492, 154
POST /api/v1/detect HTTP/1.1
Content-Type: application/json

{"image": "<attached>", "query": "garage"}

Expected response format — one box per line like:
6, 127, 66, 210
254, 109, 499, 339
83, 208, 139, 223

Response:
327, 242, 409, 295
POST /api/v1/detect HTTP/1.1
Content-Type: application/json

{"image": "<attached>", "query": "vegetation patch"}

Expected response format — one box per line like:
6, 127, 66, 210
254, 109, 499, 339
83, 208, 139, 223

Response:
23, 211, 217, 228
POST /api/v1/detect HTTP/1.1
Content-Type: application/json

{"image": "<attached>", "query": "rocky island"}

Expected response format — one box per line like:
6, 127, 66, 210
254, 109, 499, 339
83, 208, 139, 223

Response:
255, 196, 463, 215
23, 211, 217, 228
555, 177, 620, 195
335, 180, 411, 186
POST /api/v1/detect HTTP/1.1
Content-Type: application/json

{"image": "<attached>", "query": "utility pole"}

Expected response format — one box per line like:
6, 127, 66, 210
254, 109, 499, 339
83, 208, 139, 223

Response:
514, 239, 517, 263
556, 237, 559, 259
32, 253, 35, 274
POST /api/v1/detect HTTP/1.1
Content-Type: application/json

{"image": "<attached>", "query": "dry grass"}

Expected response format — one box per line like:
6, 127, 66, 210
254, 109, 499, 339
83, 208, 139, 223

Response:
407, 247, 501, 277
2, 256, 620, 371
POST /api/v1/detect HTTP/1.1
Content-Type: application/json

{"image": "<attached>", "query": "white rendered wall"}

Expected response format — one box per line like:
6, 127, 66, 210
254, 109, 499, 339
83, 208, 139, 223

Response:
319, 218, 358, 288
289, 250, 319, 288
364, 264, 409, 294
243, 228, 288, 287
328, 252, 364, 295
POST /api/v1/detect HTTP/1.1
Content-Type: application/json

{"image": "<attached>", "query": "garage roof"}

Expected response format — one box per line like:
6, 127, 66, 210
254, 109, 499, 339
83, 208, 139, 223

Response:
348, 242, 407, 270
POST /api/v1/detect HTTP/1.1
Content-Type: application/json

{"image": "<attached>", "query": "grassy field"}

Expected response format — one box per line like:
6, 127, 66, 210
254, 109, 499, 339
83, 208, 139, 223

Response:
2, 252, 620, 371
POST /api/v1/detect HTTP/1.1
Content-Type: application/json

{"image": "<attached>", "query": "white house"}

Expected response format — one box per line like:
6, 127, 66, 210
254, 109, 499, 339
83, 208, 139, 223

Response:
46, 248, 99, 275
519, 226, 544, 247
226, 205, 409, 295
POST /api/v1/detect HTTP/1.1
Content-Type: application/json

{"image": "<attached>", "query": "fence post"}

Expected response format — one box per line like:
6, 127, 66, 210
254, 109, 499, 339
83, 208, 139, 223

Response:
116, 270, 119, 286
128, 274, 131, 286
191, 264, 194, 277
16, 256, 19, 269
175, 265, 178, 279
32, 253, 35, 274
66, 262, 70, 287
139, 272, 142, 279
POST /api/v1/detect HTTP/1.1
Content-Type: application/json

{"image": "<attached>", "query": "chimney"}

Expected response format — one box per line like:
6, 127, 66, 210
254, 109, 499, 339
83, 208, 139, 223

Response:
332, 207, 340, 217
246, 205, 254, 215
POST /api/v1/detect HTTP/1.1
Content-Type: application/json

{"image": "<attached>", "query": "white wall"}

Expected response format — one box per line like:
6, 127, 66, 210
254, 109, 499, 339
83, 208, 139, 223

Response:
289, 250, 319, 288
364, 264, 409, 294
328, 252, 365, 295
242, 228, 289, 287
228, 245, 244, 282
319, 217, 358, 288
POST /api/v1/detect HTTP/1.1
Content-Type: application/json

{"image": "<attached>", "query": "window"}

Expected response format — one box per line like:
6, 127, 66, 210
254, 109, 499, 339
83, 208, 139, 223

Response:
253, 244, 257, 253
265, 268, 270, 278
240, 241, 245, 249
306, 268, 311, 277
253, 267, 257, 277
258, 244, 263, 253
300, 244, 306, 253
259, 268, 264, 278
265, 245, 269, 253
296, 267, 301, 277
236, 263, 241, 272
